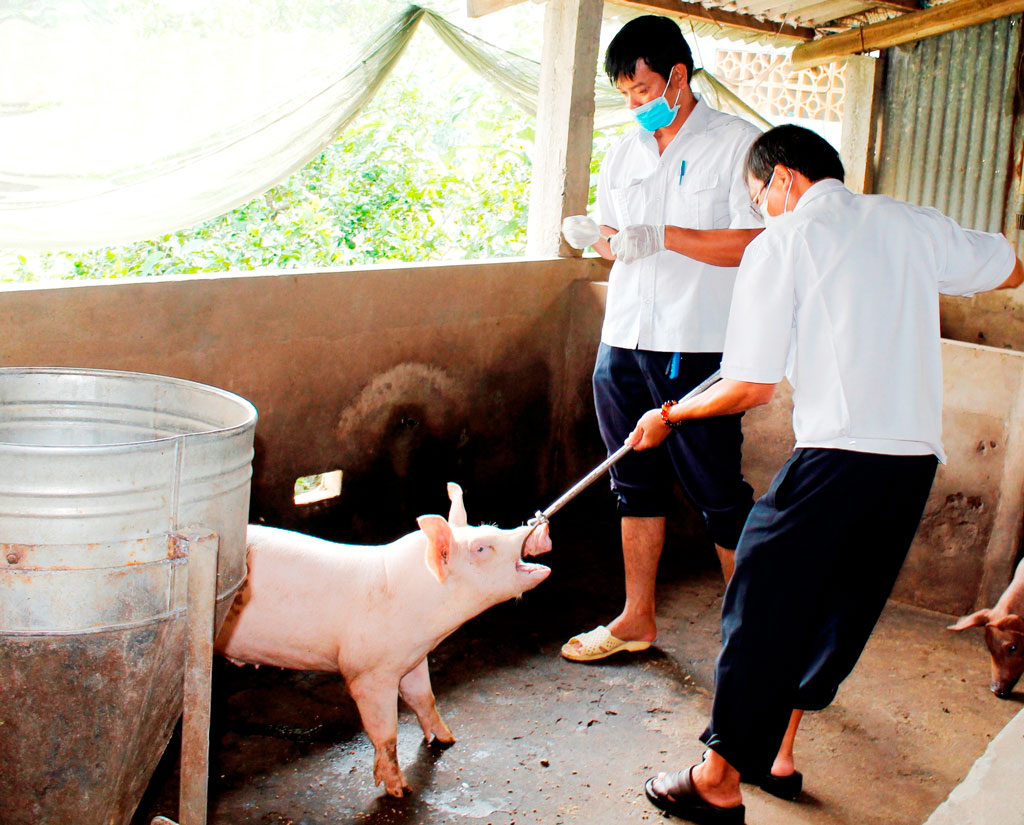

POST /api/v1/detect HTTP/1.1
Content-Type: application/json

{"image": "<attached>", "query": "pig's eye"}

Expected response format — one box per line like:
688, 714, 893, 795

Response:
472, 543, 494, 556
1009, 644, 1019, 654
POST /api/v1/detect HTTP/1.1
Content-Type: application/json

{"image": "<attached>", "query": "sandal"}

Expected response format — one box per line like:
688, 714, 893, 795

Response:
758, 769, 802, 800
644, 767, 745, 824
560, 625, 651, 662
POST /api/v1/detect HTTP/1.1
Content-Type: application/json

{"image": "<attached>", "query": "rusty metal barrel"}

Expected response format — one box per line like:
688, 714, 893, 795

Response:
0, 367, 257, 825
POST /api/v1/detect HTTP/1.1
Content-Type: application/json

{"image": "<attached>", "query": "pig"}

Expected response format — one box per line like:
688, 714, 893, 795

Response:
214, 482, 552, 796
947, 557, 1024, 698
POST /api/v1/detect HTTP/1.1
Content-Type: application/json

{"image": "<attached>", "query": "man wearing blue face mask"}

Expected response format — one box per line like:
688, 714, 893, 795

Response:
560, 15, 763, 665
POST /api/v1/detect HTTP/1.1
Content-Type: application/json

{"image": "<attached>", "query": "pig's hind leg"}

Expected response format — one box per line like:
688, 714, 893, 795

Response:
347, 673, 411, 797
399, 657, 455, 747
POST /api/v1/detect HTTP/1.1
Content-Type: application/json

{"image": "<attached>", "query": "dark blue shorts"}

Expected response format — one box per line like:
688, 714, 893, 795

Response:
592, 344, 754, 549
700, 447, 938, 778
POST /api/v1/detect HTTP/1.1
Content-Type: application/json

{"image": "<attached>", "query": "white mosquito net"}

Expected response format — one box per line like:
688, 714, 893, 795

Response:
0, 3, 770, 250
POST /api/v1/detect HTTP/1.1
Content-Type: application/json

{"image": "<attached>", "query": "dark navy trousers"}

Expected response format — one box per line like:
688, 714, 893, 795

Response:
593, 344, 754, 550
700, 447, 938, 777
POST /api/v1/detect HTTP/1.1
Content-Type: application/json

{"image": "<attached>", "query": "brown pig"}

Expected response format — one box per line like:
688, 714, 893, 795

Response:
214, 482, 552, 796
947, 557, 1024, 698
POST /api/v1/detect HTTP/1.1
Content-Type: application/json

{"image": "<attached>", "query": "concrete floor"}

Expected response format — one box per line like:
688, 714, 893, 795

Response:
133, 506, 1024, 825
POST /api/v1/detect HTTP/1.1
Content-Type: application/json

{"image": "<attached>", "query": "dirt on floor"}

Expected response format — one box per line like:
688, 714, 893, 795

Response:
133, 503, 1024, 825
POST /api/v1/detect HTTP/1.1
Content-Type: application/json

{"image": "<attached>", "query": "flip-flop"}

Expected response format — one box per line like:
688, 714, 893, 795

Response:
644, 767, 746, 825
758, 769, 802, 800
560, 625, 652, 661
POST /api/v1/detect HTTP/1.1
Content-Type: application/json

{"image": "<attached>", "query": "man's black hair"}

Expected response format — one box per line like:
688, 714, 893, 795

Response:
604, 15, 694, 87
746, 124, 845, 184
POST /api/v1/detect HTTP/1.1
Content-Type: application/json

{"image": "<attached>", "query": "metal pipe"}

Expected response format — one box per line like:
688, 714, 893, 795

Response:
530, 367, 722, 524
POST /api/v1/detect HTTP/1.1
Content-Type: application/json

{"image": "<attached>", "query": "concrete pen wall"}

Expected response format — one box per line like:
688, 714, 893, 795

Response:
1, 259, 1021, 613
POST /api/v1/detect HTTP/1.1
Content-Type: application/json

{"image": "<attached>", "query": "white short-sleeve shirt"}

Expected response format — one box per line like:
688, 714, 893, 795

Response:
722, 178, 1016, 462
596, 98, 763, 353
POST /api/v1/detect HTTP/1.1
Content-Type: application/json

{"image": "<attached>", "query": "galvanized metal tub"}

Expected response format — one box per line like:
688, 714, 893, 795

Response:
0, 367, 257, 825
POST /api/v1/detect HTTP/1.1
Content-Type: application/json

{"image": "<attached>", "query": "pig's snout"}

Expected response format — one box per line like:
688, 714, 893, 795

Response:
990, 673, 1022, 699
522, 522, 552, 558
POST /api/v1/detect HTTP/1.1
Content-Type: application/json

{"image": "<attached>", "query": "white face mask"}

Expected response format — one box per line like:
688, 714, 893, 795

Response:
759, 170, 793, 227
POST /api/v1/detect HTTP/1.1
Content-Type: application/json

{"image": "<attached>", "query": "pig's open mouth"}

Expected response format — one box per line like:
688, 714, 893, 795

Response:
518, 523, 552, 573
517, 547, 551, 571
515, 555, 551, 582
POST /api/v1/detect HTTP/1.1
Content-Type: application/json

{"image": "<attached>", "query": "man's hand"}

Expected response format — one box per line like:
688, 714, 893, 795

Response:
627, 408, 672, 451
561, 215, 602, 249
610, 224, 665, 263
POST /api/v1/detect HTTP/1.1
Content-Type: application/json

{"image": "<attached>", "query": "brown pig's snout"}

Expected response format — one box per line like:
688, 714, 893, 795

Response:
991, 682, 1015, 699
990, 674, 1021, 699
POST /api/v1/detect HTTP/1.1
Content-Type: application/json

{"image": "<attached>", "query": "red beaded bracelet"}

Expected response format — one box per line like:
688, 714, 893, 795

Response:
660, 400, 683, 429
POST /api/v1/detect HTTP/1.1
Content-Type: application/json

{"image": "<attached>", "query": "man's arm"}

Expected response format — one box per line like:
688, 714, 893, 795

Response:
997, 256, 1024, 290
664, 227, 763, 267
597, 225, 763, 266
595, 226, 616, 260
627, 378, 776, 450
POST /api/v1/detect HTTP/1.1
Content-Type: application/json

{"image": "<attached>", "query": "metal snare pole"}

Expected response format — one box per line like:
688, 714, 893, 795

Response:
528, 367, 723, 526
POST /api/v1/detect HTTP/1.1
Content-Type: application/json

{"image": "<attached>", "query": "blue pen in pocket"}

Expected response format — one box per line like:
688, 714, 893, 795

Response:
667, 352, 681, 379
678, 160, 686, 184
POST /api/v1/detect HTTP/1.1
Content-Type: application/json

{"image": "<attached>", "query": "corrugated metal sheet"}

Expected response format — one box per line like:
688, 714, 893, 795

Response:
875, 15, 1022, 248
614, 0, 1003, 47
793, 0, 876, 27
702, 0, 901, 39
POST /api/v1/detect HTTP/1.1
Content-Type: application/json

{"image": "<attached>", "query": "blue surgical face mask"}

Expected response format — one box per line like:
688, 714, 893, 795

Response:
631, 69, 681, 132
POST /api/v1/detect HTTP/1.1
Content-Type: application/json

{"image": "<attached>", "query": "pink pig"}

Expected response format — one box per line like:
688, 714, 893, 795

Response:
214, 482, 552, 796
947, 557, 1024, 698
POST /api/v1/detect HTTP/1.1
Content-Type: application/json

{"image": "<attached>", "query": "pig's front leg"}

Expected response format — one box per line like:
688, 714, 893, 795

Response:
347, 673, 410, 797
399, 657, 455, 747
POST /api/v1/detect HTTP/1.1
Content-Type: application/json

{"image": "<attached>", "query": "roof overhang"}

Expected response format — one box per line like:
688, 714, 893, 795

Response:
468, 0, 1024, 67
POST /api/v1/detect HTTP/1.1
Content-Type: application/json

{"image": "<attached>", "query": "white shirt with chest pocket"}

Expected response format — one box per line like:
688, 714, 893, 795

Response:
722, 178, 1016, 463
596, 97, 763, 353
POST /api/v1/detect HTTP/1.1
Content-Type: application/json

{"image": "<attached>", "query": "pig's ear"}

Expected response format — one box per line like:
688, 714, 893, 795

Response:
446, 482, 468, 528
989, 615, 1024, 634
417, 515, 454, 584
947, 609, 993, 631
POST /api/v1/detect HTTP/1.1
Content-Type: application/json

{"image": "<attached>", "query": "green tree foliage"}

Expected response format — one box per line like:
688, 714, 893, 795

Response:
2, 89, 535, 281
0, 4, 627, 284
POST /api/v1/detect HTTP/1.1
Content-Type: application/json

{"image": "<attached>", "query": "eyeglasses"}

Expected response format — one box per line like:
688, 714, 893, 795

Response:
750, 172, 775, 212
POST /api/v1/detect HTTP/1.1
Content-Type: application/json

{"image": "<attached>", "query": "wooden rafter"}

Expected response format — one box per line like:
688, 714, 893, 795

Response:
467, 0, 529, 17
467, 0, 817, 42
791, 0, 1024, 69
608, 0, 817, 41
868, 0, 922, 10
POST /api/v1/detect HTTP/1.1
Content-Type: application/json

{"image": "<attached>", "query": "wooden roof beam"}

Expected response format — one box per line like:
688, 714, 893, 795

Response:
869, 0, 922, 11
791, 0, 1024, 69
607, 0, 817, 42
467, 0, 529, 17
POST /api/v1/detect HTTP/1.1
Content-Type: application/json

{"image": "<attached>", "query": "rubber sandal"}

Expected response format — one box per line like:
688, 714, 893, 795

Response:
560, 625, 652, 662
644, 767, 746, 824
758, 770, 802, 800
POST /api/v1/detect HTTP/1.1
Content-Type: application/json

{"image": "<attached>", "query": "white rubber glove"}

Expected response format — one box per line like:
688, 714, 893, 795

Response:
610, 224, 666, 263
561, 215, 602, 249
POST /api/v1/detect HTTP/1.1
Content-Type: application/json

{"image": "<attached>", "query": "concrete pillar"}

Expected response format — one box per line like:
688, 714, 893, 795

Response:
977, 361, 1024, 609
840, 53, 885, 194
526, 0, 604, 258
